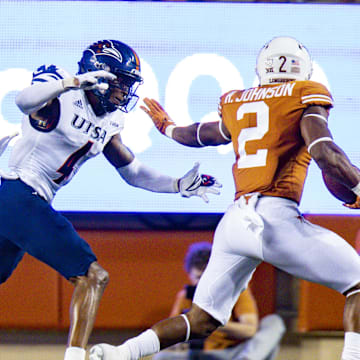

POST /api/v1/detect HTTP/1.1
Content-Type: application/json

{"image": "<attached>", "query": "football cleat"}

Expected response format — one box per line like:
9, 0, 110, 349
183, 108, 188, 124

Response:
89, 344, 105, 360
89, 343, 131, 360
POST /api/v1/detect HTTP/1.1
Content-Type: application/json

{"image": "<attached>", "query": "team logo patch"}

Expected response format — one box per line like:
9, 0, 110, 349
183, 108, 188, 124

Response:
201, 174, 215, 187
29, 99, 60, 132
92, 40, 123, 63
30, 115, 59, 132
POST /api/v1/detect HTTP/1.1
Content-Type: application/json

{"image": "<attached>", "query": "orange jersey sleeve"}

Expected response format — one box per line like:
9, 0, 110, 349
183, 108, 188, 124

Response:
219, 80, 333, 204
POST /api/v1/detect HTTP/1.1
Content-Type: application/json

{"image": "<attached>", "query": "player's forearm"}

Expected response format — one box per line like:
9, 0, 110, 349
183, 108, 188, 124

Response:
312, 141, 360, 190
171, 124, 204, 148
117, 158, 179, 193
170, 122, 229, 147
15, 80, 67, 115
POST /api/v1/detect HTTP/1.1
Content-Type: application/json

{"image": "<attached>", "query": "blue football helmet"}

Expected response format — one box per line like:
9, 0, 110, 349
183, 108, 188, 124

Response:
78, 40, 143, 113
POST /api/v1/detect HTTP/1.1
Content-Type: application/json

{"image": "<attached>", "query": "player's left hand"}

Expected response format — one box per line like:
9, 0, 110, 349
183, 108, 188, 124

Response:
343, 196, 360, 209
178, 162, 222, 203
140, 98, 176, 136
0, 131, 19, 157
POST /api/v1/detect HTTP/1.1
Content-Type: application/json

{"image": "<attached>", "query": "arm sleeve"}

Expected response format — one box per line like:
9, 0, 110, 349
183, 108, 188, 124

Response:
300, 80, 333, 108
117, 158, 179, 193
16, 80, 65, 114
15, 64, 71, 115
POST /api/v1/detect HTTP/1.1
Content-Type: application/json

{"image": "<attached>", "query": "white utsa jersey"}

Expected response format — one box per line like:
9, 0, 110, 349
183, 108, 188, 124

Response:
9, 65, 124, 203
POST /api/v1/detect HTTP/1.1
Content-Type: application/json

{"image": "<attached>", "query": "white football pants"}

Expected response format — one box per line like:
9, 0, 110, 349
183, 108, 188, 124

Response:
194, 194, 360, 325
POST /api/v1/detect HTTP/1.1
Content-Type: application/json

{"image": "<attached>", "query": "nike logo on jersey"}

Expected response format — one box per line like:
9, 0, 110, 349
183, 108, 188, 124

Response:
71, 115, 107, 143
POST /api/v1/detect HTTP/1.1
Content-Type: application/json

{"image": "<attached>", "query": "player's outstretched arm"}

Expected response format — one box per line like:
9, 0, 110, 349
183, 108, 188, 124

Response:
16, 70, 116, 115
300, 105, 360, 208
103, 135, 221, 202
140, 98, 231, 147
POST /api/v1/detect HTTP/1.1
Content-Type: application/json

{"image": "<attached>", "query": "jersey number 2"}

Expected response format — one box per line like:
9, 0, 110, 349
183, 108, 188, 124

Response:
236, 101, 269, 169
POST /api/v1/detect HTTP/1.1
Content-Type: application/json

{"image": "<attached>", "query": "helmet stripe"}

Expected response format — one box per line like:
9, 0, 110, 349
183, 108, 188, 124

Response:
133, 50, 140, 71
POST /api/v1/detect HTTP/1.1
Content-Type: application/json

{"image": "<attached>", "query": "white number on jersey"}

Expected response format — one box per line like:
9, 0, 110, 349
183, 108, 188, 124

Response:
236, 101, 269, 169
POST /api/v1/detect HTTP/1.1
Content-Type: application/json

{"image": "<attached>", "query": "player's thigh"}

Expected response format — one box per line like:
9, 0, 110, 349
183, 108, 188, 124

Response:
212, 203, 264, 258
0, 179, 96, 279
263, 215, 360, 293
194, 217, 261, 324
193, 255, 259, 325
23, 200, 96, 279
0, 235, 25, 284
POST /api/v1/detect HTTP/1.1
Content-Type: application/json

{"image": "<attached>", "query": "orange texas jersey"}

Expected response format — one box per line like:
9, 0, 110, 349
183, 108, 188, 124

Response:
219, 80, 333, 204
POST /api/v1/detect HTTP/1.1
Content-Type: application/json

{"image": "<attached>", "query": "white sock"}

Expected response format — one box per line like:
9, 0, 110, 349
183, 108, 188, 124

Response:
118, 329, 160, 360
342, 332, 360, 360
64, 346, 86, 360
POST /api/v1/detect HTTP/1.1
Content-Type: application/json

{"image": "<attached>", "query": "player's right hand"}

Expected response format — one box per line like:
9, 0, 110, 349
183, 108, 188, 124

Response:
63, 71, 117, 92
178, 162, 222, 203
140, 98, 176, 136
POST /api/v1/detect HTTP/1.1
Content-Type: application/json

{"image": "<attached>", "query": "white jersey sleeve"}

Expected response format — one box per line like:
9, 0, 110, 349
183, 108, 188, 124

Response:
31, 64, 72, 85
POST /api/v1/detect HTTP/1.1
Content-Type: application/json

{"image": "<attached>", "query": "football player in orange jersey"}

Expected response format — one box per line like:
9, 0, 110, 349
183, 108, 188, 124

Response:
90, 37, 360, 360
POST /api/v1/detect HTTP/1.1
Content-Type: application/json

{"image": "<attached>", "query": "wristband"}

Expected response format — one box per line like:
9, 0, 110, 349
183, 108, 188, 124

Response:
165, 125, 176, 138
62, 77, 80, 90
307, 137, 333, 154
351, 182, 360, 196
196, 123, 205, 147
117, 158, 178, 193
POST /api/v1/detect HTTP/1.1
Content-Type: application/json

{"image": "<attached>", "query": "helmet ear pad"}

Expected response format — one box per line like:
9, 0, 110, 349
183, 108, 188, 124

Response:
256, 36, 313, 85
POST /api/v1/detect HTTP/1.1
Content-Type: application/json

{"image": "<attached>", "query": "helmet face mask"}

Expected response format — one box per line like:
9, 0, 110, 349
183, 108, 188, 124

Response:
107, 75, 141, 112
78, 40, 143, 113
256, 36, 313, 86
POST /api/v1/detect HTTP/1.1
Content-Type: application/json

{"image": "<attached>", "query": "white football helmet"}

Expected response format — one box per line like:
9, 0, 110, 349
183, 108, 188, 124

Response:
256, 36, 313, 85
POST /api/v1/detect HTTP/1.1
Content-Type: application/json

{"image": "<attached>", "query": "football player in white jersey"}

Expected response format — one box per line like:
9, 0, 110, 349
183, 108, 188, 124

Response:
90, 37, 360, 360
0, 40, 221, 360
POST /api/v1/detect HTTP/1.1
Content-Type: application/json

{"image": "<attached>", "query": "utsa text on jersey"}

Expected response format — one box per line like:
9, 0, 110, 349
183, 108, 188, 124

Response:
71, 115, 107, 143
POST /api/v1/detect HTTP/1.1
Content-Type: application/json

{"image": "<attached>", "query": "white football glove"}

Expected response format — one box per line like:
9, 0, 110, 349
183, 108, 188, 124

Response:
0, 131, 19, 180
0, 131, 19, 157
62, 70, 117, 92
178, 162, 222, 203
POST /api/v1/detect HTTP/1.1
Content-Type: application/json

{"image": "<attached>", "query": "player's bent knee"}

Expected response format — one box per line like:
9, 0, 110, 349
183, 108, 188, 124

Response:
88, 261, 109, 288
187, 305, 220, 338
